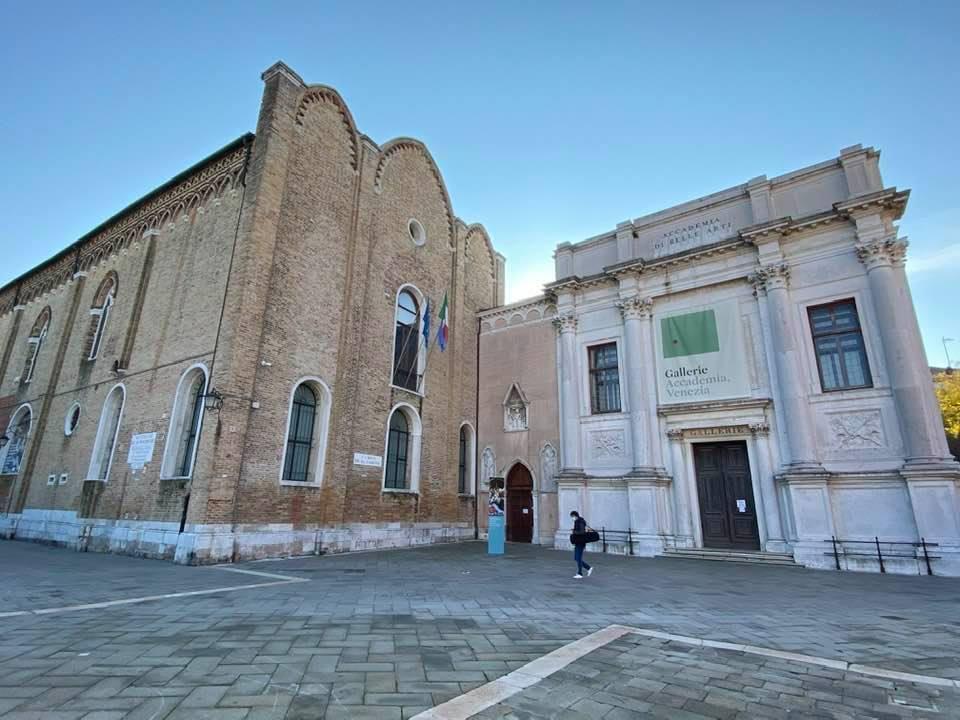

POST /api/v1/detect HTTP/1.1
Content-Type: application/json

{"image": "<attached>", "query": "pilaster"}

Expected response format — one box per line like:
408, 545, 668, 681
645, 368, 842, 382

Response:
856, 235, 954, 464
616, 294, 664, 477
553, 311, 583, 473
748, 421, 788, 552
198, 62, 305, 527
666, 427, 694, 547
750, 260, 822, 472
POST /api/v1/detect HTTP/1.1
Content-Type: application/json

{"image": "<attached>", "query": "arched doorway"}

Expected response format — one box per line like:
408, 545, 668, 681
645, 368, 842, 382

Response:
506, 463, 533, 543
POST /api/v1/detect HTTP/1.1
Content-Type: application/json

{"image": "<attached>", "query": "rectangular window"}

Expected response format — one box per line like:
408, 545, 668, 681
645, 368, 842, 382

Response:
808, 299, 872, 392
589, 343, 621, 414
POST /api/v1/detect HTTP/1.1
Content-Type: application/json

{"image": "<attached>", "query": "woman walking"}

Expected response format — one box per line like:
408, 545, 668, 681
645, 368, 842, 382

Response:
570, 510, 594, 579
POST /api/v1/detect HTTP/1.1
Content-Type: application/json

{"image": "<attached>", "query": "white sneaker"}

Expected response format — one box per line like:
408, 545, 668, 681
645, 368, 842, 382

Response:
573, 574, 583, 579
587, 567, 594, 577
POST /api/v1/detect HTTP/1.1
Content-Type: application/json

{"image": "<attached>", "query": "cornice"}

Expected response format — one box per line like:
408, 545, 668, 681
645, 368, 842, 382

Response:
0, 136, 252, 316
834, 188, 909, 219
658, 397, 772, 416
477, 296, 554, 323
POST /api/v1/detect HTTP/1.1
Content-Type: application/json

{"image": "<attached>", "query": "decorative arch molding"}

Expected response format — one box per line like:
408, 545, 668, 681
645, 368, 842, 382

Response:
463, 223, 496, 279
294, 85, 361, 172
28, 306, 52, 336
503, 458, 537, 491
374, 138, 456, 246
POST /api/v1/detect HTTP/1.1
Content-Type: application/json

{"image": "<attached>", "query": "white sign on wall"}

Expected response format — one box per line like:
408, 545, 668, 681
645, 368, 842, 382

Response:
127, 432, 157, 470
655, 300, 750, 405
353, 452, 383, 468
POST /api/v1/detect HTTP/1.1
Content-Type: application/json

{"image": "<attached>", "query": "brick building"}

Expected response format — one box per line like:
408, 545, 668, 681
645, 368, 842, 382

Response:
0, 62, 504, 563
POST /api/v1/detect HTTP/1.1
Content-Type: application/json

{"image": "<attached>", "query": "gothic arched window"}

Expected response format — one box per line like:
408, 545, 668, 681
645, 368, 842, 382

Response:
279, 378, 332, 486
0, 405, 32, 476
22, 308, 50, 384
86, 273, 117, 360
392, 289, 421, 391
88, 384, 125, 481
383, 404, 422, 492
161, 365, 208, 479
458, 423, 476, 495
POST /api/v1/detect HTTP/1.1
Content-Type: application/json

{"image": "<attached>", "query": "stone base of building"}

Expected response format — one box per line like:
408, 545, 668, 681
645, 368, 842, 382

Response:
0, 509, 474, 565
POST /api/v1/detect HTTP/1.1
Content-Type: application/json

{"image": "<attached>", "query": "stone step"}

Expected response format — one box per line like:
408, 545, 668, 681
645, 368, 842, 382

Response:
662, 548, 798, 566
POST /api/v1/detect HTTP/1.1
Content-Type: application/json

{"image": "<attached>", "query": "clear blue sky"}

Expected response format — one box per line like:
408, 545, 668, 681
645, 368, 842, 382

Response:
2, 1, 958, 365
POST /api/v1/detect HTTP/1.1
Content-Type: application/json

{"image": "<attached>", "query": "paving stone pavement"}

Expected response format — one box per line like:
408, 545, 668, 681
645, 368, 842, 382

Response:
1, 539, 958, 719
470, 634, 960, 719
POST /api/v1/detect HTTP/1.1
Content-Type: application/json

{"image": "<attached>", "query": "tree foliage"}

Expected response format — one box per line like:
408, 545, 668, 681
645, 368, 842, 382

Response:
934, 371, 960, 438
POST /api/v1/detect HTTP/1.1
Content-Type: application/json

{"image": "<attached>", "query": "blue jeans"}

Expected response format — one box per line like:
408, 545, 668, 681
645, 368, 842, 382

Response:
574, 544, 591, 574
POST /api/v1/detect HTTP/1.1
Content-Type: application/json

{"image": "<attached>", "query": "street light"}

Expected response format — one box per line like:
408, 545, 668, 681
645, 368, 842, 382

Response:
944, 337, 956, 373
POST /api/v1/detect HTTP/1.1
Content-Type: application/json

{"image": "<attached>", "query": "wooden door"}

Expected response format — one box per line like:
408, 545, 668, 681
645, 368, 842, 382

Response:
693, 442, 760, 550
506, 464, 533, 543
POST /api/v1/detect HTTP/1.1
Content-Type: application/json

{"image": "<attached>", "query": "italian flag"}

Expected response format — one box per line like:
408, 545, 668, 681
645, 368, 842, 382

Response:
437, 292, 449, 352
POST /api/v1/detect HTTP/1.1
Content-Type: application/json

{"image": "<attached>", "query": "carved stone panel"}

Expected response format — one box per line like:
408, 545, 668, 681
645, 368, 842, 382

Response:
540, 443, 558, 492
827, 411, 885, 450
589, 430, 626, 460
481, 447, 496, 488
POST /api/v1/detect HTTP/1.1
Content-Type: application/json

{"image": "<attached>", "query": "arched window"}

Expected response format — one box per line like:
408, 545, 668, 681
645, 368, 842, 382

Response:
88, 384, 125, 481
0, 405, 33, 476
280, 378, 332, 486
392, 288, 422, 391
385, 411, 409, 489
86, 274, 117, 360
161, 365, 208, 479
22, 308, 50, 384
383, 403, 422, 492
458, 422, 476, 495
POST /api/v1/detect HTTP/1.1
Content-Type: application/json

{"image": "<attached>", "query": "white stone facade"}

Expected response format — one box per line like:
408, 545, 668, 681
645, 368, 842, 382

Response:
481, 144, 960, 576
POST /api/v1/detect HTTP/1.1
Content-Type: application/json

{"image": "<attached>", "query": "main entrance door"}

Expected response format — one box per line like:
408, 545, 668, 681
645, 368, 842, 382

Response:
693, 441, 760, 550
506, 464, 533, 543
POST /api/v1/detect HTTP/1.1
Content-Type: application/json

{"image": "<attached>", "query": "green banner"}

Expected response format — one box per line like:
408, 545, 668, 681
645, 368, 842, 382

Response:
660, 309, 720, 359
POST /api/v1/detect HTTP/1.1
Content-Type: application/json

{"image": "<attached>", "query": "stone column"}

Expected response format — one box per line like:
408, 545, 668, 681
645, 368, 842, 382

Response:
554, 312, 583, 473
750, 422, 787, 552
856, 237, 952, 463
753, 263, 821, 470
616, 296, 662, 474
666, 428, 693, 545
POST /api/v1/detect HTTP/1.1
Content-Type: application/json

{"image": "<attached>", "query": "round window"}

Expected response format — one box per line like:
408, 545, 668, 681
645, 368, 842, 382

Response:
408, 219, 426, 247
64, 403, 81, 436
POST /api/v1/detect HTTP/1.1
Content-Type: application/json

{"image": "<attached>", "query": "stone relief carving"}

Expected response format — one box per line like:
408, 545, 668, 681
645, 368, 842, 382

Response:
503, 383, 529, 432
590, 430, 626, 459
481, 447, 496, 488
828, 411, 885, 450
856, 237, 908, 270
540, 443, 558, 493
